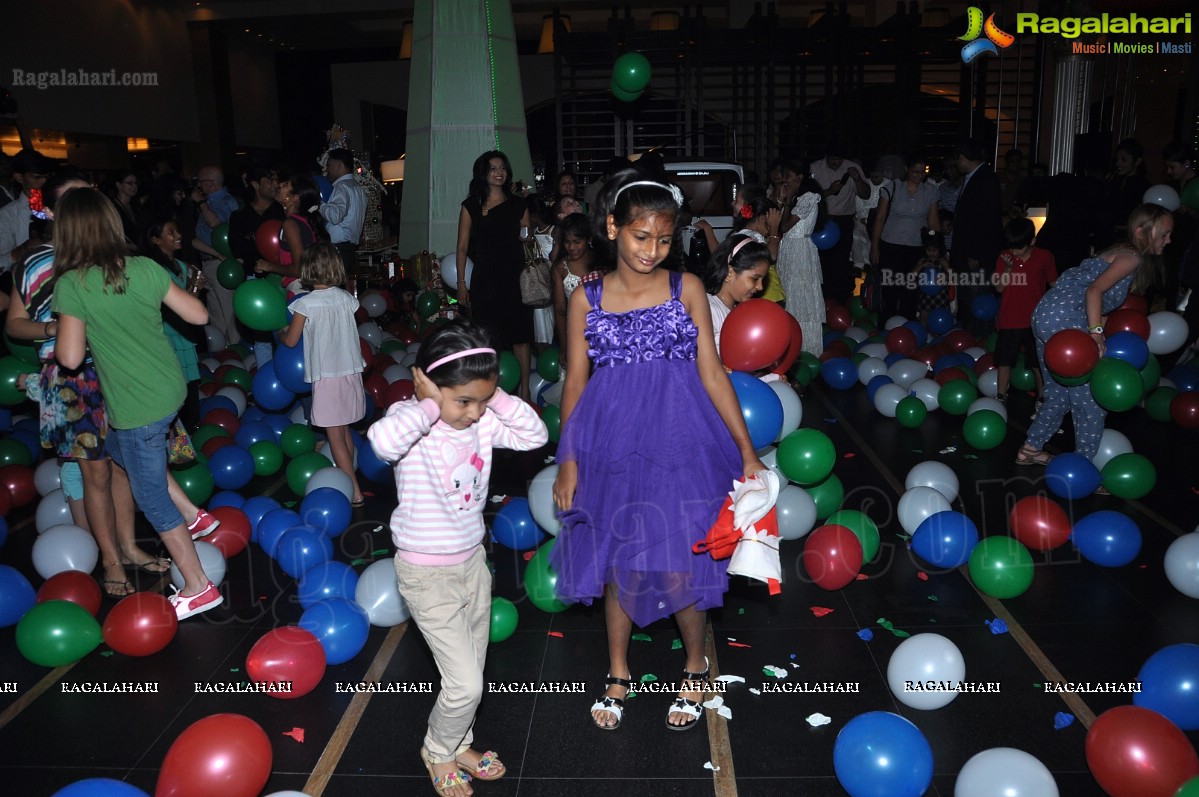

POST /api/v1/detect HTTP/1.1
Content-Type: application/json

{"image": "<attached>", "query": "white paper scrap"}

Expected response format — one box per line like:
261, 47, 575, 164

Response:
806, 713, 832, 727
748, 688, 761, 696
763, 665, 788, 679
704, 762, 721, 772
703, 696, 724, 710
717, 706, 733, 720
714, 675, 745, 684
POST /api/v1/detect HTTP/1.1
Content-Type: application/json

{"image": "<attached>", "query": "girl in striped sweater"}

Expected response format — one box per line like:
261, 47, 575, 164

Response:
367, 318, 547, 797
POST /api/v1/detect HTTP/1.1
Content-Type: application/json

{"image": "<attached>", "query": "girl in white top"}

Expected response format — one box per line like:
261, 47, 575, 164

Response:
702, 231, 770, 354
777, 176, 827, 357
279, 242, 366, 505
551, 212, 595, 367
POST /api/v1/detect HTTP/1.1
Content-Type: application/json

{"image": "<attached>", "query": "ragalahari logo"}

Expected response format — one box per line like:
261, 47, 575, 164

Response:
959, 7, 1016, 63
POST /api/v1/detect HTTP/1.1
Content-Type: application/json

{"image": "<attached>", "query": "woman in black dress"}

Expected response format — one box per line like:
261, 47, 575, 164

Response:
455, 150, 533, 399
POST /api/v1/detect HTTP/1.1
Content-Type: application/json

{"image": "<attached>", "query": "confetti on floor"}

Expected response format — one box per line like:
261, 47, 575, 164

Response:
985, 618, 1009, 635
547, 631, 563, 638
717, 706, 733, 719
789, 662, 801, 669
703, 696, 724, 710
806, 713, 832, 727
522, 551, 535, 561
543, 455, 556, 464
876, 618, 911, 638
762, 665, 788, 679
810, 606, 835, 617
843, 452, 856, 459
671, 638, 683, 650
704, 762, 721, 772
632, 633, 653, 642
728, 641, 752, 648
856, 629, 874, 641
714, 675, 745, 684
855, 573, 869, 580
282, 728, 305, 743
640, 674, 658, 684
928, 595, 939, 602
1054, 712, 1075, 730
916, 571, 929, 581
489, 495, 506, 503
748, 687, 761, 695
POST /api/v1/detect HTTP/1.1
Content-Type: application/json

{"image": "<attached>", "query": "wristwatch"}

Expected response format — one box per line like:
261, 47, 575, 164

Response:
1090, 325, 1104, 334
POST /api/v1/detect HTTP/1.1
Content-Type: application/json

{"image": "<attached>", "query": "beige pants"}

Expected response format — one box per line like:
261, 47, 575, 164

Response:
201, 258, 240, 346
394, 546, 491, 763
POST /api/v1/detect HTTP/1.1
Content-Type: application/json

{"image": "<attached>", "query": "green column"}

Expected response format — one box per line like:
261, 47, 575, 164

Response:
399, 0, 534, 259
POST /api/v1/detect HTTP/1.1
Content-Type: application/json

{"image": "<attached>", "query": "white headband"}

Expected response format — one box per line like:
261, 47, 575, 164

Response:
612, 180, 685, 209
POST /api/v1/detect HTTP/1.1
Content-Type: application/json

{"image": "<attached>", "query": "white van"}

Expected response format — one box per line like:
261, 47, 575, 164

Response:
664, 161, 745, 244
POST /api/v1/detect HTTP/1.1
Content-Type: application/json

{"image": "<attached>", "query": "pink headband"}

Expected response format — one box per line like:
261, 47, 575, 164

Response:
729, 237, 754, 263
426, 347, 496, 372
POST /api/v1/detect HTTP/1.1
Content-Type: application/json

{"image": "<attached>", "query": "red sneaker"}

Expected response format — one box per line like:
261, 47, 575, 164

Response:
187, 509, 220, 540
169, 581, 221, 620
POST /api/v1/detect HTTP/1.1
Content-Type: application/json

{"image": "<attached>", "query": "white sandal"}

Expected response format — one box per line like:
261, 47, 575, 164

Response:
591, 674, 632, 730
666, 657, 709, 732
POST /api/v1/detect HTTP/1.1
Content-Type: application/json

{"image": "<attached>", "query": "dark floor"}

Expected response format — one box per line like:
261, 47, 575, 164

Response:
0, 380, 1196, 797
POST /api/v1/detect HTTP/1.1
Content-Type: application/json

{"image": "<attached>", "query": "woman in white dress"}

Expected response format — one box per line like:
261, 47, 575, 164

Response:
777, 175, 827, 357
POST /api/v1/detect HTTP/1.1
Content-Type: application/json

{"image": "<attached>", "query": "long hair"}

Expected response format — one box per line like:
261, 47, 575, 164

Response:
468, 151, 514, 205
139, 215, 185, 278
53, 187, 128, 292
1125, 203, 1173, 295
288, 173, 329, 242
589, 168, 682, 271
732, 184, 778, 232
703, 232, 770, 294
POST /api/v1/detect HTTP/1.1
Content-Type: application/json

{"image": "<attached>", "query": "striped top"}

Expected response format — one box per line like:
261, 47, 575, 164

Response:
367, 390, 548, 564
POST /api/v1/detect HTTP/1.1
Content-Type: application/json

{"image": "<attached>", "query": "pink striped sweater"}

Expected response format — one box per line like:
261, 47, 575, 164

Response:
367, 390, 548, 564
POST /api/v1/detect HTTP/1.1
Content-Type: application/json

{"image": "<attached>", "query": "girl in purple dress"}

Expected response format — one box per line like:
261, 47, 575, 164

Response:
551, 171, 765, 732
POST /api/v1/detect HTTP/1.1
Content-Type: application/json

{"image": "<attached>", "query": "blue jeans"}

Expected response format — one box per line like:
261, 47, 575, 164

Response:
106, 414, 186, 533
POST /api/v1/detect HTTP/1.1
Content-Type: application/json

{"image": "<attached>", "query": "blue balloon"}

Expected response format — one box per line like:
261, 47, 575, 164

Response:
314, 174, 334, 203
1045, 453, 1102, 500
812, 219, 842, 251
356, 434, 393, 484
208, 490, 245, 510
241, 495, 282, 543
362, 389, 376, 420
0, 515, 7, 549
52, 779, 151, 797
1168, 364, 1199, 393
821, 357, 857, 390
274, 339, 311, 394
0, 407, 11, 432
207, 444, 255, 491
0, 563, 36, 627
491, 497, 546, 551
823, 330, 843, 350
883, 352, 906, 367
13, 416, 39, 434
234, 419, 276, 450
300, 598, 370, 665
729, 371, 785, 449
301, 486, 353, 538
932, 354, 959, 374
1072, 509, 1141, 566
11, 428, 41, 463
902, 321, 928, 347
276, 524, 333, 578
251, 359, 296, 412
1104, 332, 1149, 370
1134, 643, 1199, 730
242, 404, 266, 424
928, 307, 955, 335
298, 561, 360, 609
262, 413, 292, 442
834, 711, 933, 797
912, 510, 979, 569
199, 395, 238, 418
970, 293, 1000, 320
258, 508, 301, 557
918, 266, 944, 296
866, 375, 894, 404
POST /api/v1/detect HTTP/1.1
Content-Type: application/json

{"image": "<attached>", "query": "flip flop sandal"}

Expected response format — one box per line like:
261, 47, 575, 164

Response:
101, 578, 135, 599
123, 556, 172, 574
456, 750, 505, 781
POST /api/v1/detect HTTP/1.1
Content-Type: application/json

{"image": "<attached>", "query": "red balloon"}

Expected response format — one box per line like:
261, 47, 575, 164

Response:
364, 373, 389, 407
359, 337, 374, 361
37, 570, 102, 616
205, 507, 252, 558
801, 524, 863, 590
820, 340, 852, 362
1171, 392, 1199, 429
943, 329, 974, 353
972, 352, 995, 374
245, 626, 326, 699
719, 299, 793, 371
202, 408, 240, 436
1117, 293, 1149, 314
934, 367, 972, 387
255, 220, 283, 265
1044, 328, 1099, 378
1008, 495, 1071, 551
199, 382, 221, 398
155, 713, 272, 797
825, 302, 851, 332
0, 464, 36, 509
102, 592, 178, 657
885, 327, 917, 356
771, 314, 803, 376
214, 350, 242, 363
201, 436, 236, 459
354, 306, 369, 325
1105, 309, 1151, 340
0, 487, 11, 519
385, 379, 415, 406
912, 348, 939, 369
1085, 706, 1199, 797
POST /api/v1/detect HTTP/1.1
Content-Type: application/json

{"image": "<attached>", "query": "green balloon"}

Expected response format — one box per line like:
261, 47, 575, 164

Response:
211, 222, 234, 259
0, 355, 38, 405
233, 280, 289, 331
1175, 776, 1199, 797
526, 539, 570, 613
1184, 178, 1199, 211
281, 423, 317, 459
806, 473, 844, 521
286, 451, 329, 496
776, 428, 836, 485
1145, 386, 1178, 422
537, 348, 561, 382
851, 352, 868, 367
380, 339, 406, 355
221, 367, 252, 392
228, 343, 251, 358
895, 395, 928, 428
610, 80, 642, 103
173, 461, 214, 506
1139, 353, 1161, 396
4, 332, 39, 365
849, 295, 869, 319
249, 440, 284, 476
217, 258, 245, 290
1100, 453, 1156, 500
613, 51, 652, 93
968, 536, 1034, 599
1090, 357, 1141, 412
16, 600, 102, 667
541, 404, 561, 444
489, 596, 518, 643
266, 273, 284, 291
497, 351, 520, 394
963, 409, 1006, 450
1052, 370, 1089, 387
190, 423, 230, 451
799, 352, 822, 382
416, 291, 441, 320
1010, 367, 1037, 392
0, 438, 32, 467
938, 379, 978, 415
983, 331, 998, 353
793, 368, 812, 388
826, 509, 880, 562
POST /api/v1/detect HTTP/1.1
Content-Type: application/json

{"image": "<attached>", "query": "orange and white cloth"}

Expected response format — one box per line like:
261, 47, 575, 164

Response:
693, 470, 782, 594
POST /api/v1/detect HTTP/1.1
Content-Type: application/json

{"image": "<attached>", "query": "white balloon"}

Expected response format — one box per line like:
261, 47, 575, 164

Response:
439, 252, 474, 290
289, 403, 309, 424
31, 524, 97, 578
1093, 428, 1134, 471
910, 378, 941, 411
898, 486, 952, 534
400, 352, 418, 368
976, 369, 1000, 398
954, 748, 1059, 797
382, 364, 413, 384
215, 386, 247, 417
1143, 183, 1181, 212
528, 465, 560, 536
884, 315, 909, 330
358, 321, 383, 350
317, 439, 359, 470
858, 342, 888, 360
35, 489, 73, 533
204, 325, 226, 354
356, 557, 411, 626
776, 484, 818, 541
905, 461, 960, 504
873, 383, 909, 417
964, 346, 987, 361
888, 359, 929, 389
757, 445, 778, 470
1147, 311, 1189, 355
770, 381, 803, 441
528, 373, 550, 406
170, 540, 226, 589
361, 292, 387, 318
843, 326, 869, 343
34, 459, 61, 496
540, 379, 564, 408
857, 357, 888, 386
242, 354, 257, 373
406, 341, 422, 356
887, 632, 966, 710
1165, 532, 1199, 599
968, 397, 1008, 422
307, 465, 355, 500
200, 357, 221, 373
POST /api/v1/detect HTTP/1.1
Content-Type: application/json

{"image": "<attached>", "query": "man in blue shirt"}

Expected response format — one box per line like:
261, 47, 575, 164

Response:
320, 148, 366, 280
192, 165, 242, 345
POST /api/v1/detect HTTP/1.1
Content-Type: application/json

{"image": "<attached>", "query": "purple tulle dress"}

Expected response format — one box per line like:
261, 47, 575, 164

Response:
550, 270, 742, 627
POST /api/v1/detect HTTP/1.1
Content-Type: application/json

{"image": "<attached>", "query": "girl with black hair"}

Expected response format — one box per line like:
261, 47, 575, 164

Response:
551, 212, 595, 366
258, 173, 328, 280
704, 231, 770, 354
